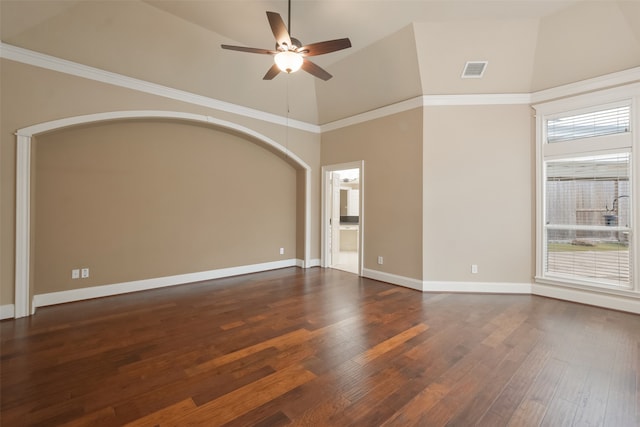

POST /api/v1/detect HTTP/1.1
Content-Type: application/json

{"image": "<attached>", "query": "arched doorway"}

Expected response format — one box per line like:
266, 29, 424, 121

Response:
14, 111, 312, 318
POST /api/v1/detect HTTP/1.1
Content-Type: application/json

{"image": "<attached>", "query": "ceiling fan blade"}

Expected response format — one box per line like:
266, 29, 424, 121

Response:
301, 59, 332, 81
298, 38, 352, 57
221, 45, 276, 55
263, 63, 281, 80
266, 11, 292, 49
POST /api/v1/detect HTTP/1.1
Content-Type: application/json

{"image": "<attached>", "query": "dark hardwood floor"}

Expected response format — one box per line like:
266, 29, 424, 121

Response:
1, 267, 639, 426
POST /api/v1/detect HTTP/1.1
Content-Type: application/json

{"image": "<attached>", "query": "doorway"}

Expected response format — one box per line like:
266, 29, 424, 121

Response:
322, 161, 363, 275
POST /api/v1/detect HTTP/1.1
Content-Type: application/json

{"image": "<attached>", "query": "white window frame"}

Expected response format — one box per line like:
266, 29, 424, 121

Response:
534, 83, 640, 296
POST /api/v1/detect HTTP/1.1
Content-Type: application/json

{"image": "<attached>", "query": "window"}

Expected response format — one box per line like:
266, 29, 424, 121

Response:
535, 89, 637, 293
547, 105, 630, 143
545, 153, 631, 287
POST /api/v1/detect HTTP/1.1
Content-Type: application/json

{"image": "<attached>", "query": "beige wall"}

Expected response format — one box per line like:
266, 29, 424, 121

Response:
0, 59, 321, 305
320, 104, 533, 286
2, 0, 636, 309
33, 121, 296, 293
321, 108, 423, 280
423, 105, 533, 284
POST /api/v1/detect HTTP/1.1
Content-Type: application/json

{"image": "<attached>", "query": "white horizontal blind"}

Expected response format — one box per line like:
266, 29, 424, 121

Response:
544, 153, 631, 287
547, 105, 630, 143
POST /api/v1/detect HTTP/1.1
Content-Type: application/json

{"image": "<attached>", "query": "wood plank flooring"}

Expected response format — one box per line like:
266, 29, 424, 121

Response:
1, 267, 639, 426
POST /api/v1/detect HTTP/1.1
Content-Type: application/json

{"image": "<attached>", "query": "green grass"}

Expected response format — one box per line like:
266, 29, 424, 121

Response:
548, 242, 629, 252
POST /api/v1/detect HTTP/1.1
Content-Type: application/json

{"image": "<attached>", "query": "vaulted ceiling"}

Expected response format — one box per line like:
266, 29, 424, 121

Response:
2, 1, 639, 125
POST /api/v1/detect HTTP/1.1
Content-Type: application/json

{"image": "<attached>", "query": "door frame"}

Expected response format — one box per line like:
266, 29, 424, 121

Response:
321, 161, 364, 274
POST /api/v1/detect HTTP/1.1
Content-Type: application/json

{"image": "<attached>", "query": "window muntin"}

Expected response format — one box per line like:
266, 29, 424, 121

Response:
544, 153, 631, 287
547, 105, 630, 143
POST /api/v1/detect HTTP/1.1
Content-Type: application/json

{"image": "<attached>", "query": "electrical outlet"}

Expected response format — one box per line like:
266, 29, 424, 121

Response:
471, 264, 478, 274
378, 256, 384, 265
71, 269, 80, 279
280, 247, 284, 255
81, 268, 90, 278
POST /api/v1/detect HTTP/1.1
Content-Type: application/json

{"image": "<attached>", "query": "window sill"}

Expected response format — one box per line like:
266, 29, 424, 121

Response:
534, 275, 639, 299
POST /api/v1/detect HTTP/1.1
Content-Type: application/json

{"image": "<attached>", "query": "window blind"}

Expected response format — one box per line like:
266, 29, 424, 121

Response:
547, 105, 630, 143
544, 153, 631, 287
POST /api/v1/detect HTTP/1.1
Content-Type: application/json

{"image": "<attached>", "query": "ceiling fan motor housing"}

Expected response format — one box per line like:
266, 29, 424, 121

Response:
278, 37, 302, 52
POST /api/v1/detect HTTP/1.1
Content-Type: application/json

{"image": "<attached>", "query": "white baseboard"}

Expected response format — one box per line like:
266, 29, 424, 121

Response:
423, 281, 532, 294
33, 259, 298, 309
295, 258, 320, 268
362, 268, 532, 294
1, 304, 15, 320
532, 283, 640, 314
362, 268, 424, 291
363, 268, 638, 314
306, 258, 321, 268
18, 261, 640, 315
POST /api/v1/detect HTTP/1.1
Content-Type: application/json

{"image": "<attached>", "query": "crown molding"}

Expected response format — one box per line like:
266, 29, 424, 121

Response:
0, 42, 321, 134
320, 97, 424, 133
422, 93, 532, 106
320, 93, 532, 132
321, 68, 640, 130
530, 67, 640, 105
0, 42, 532, 135
3, 42, 639, 134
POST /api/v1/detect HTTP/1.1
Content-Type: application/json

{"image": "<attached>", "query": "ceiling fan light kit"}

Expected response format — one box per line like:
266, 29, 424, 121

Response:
275, 50, 303, 73
221, 0, 351, 80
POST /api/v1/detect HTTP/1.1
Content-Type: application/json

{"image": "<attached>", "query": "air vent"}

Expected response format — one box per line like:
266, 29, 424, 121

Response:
461, 61, 488, 78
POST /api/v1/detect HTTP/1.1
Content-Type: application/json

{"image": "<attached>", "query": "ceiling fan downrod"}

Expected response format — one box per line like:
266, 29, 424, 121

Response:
287, 0, 292, 37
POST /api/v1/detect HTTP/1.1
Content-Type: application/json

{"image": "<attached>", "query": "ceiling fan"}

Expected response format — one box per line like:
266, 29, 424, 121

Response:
221, 0, 351, 81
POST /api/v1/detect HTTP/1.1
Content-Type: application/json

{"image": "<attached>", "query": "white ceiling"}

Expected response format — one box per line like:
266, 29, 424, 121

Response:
2, 0, 638, 125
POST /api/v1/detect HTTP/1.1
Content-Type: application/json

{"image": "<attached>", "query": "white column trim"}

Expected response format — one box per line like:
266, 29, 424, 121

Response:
304, 168, 311, 267
14, 135, 32, 318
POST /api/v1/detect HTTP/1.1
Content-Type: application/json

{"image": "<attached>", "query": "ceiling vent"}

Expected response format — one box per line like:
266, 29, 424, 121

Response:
461, 61, 488, 78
